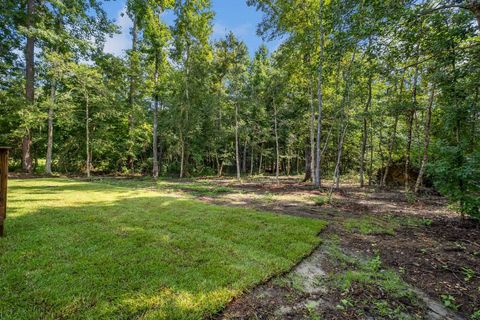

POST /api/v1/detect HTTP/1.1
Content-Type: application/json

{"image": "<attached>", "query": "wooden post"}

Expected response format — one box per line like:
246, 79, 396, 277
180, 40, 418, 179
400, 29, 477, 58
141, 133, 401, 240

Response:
0, 147, 10, 237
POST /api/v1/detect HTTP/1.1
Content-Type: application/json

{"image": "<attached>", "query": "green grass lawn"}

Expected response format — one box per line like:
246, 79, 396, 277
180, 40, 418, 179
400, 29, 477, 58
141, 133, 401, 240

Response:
0, 178, 326, 319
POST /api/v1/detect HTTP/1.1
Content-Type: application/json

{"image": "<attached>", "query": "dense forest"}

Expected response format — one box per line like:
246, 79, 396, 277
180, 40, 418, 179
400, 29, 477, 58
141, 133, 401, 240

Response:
0, 0, 479, 218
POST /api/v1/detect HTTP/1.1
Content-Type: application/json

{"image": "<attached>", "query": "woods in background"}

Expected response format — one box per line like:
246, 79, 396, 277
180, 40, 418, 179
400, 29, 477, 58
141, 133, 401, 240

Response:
0, 0, 479, 218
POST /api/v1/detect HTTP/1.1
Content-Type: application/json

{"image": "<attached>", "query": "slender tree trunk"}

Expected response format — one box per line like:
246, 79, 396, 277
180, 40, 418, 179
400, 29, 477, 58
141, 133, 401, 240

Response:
45, 80, 55, 175
235, 103, 241, 181
360, 76, 372, 187
415, 83, 435, 193
258, 144, 263, 175
303, 147, 312, 182
309, 79, 316, 183
180, 46, 190, 178
152, 52, 159, 179
127, 19, 138, 173
382, 115, 398, 187
250, 144, 254, 175
405, 58, 420, 191
334, 51, 356, 189
334, 124, 348, 189
23, 0, 35, 174
273, 102, 280, 184
314, 0, 325, 187
242, 137, 247, 173
85, 93, 91, 178
368, 123, 374, 186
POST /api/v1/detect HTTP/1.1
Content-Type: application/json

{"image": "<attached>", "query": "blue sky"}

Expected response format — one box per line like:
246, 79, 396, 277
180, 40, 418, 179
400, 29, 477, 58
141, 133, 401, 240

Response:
102, 0, 281, 57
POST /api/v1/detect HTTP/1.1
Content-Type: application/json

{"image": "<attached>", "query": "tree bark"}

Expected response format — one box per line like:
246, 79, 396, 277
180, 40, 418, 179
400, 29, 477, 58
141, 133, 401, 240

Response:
180, 44, 190, 178
303, 146, 312, 182
258, 144, 263, 175
85, 93, 91, 178
235, 102, 241, 181
250, 144, 254, 175
360, 76, 372, 187
309, 79, 315, 183
242, 137, 247, 173
405, 54, 420, 191
45, 80, 55, 175
273, 102, 280, 184
23, 0, 35, 174
152, 52, 159, 179
415, 83, 435, 193
314, 0, 325, 187
127, 19, 138, 173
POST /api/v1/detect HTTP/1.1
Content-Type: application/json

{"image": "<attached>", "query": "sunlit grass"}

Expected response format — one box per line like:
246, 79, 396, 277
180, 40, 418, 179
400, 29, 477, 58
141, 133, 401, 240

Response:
0, 178, 326, 319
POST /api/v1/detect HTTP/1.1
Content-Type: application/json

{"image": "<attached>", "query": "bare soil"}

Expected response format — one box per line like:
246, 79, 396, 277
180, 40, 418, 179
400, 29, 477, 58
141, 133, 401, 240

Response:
190, 177, 480, 319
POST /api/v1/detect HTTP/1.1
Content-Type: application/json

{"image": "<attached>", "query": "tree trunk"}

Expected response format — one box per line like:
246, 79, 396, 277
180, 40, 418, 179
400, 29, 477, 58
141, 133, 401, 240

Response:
152, 52, 159, 179
309, 79, 315, 183
23, 0, 35, 174
303, 146, 312, 182
85, 93, 91, 178
273, 102, 280, 184
250, 144, 254, 175
359, 76, 372, 187
415, 83, 435, 193
127, 19, 138, 173
314, 0, 325, 187
235, 101, 241, 180
334, 124, 348, 189
242, 137, 247, 173
405, 55, 420, 191
334, 51, 356, 189
258, 144, 263, 175
180, 45, 190, 178
45, 80, 55, 175
382, 76, 404, 187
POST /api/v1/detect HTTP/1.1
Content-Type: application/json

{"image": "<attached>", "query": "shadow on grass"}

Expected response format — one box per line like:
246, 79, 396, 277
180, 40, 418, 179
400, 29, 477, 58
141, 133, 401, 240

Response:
1, 187, 325, 319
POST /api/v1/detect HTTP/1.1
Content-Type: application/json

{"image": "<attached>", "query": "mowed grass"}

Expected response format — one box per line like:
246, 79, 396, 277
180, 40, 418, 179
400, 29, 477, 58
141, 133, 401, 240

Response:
0, 178, 326, 319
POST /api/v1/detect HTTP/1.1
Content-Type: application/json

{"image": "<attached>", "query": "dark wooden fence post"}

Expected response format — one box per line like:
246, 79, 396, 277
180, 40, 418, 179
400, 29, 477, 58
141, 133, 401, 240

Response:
0, 147, 9, 237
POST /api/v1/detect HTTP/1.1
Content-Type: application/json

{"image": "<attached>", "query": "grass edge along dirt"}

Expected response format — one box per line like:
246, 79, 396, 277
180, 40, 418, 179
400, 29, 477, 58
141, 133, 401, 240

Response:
0, 178, 326, 319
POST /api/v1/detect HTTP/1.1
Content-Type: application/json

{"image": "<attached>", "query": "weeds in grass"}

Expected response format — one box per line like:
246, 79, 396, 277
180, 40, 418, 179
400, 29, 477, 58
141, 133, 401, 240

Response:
305, 301, 321, 320
441, 294, 460, 311
312, 195, 329, 206
262, 191, 275, 202
273, 273, 306, 292
405, 192, 417, 204
344, 216, 396, 236
462, 267, 476, 282
471, 309, 480, 319
326, 242, 422, 319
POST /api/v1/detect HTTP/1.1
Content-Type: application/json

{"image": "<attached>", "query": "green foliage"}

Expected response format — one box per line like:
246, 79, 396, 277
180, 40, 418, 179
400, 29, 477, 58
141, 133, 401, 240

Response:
431, 143, 480, 218
441, 294, 460, 311
462, 267, 476, 282
327, 244, 422, 319
311, 195, 329, 206
0, 0, 479, 220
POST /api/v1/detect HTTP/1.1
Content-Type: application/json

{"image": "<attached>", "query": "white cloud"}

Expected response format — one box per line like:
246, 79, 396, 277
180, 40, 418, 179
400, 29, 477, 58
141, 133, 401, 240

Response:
104, 6, 132, 57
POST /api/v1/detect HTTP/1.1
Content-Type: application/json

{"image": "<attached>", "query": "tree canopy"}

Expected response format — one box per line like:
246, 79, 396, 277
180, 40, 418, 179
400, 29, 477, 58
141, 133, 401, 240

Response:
0, 0, 479, 217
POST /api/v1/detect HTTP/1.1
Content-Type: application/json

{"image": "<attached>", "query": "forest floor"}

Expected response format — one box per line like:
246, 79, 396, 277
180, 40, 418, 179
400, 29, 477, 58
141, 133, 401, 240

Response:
125, 175, 479, 320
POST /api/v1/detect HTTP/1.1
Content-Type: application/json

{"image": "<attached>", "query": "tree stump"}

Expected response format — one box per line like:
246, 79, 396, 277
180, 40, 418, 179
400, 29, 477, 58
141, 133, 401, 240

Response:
0, 147, 10, 237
